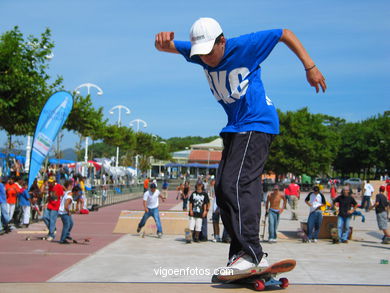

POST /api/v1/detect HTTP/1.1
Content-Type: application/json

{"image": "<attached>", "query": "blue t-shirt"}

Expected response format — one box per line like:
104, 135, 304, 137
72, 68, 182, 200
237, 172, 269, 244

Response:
18, 189, 31, 206
174, 29, 282, 134
0, 183, 6, 204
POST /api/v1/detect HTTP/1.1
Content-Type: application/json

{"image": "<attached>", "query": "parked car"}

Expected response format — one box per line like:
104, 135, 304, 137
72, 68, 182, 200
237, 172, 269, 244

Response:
343, 178, 362, 189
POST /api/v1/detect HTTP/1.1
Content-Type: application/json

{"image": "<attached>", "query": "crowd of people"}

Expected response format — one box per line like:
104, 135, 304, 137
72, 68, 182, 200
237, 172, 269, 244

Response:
0, 171, 90, 243
265, 179, 390, 245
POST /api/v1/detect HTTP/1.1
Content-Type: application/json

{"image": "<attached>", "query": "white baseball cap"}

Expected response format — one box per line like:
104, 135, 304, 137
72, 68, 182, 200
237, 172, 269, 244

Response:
190, 17, 223, 57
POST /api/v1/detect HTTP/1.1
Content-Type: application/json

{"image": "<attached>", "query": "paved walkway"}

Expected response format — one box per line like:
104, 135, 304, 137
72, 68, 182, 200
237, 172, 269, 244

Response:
1, 190, 389, 292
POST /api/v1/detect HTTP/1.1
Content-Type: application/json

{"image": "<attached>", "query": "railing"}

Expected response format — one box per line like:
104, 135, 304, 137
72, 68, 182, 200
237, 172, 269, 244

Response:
84, 184, 144, 208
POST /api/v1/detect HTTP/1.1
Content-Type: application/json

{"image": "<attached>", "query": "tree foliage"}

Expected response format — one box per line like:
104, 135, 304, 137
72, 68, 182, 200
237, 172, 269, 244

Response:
266, 108, 340, 178
0, 27, 63, 137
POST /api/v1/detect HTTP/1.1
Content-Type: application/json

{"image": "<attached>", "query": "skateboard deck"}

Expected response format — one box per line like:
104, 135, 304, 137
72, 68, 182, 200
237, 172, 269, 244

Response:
212, 259, 296, 291
72, 237, 91, 244
26, 235, 47, 241
185, 228, 192, 243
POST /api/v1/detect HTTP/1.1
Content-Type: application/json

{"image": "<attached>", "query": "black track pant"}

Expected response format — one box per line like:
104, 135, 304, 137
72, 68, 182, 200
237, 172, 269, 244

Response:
215, 131, 273, 264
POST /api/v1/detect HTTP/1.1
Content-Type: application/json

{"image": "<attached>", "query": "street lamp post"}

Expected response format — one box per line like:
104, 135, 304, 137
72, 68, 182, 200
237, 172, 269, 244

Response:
74, 83, 103, 177
129, 119, 147, 132
129, 119, 147, 177
110, 105, 131, 167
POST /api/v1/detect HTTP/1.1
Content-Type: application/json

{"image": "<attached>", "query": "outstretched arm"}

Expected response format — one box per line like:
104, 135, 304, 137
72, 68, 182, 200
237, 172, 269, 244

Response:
155, 32, 179, 54
280, 29, 327, 93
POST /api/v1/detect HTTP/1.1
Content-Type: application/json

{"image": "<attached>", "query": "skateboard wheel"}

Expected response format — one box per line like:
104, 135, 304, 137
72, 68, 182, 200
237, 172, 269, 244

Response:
26, 237, 30, 241
254, 280, 265, 291
279, 277, 289, 288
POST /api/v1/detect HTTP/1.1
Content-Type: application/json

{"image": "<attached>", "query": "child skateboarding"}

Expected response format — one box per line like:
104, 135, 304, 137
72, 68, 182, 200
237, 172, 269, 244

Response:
155, 17, 326, 275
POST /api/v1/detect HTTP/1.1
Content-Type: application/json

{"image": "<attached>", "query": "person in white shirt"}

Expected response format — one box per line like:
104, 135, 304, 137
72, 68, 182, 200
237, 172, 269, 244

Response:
304, 186, 326, 242
136, 183, 164, 238
361, 180, 374, 212
58, 181, 77, 244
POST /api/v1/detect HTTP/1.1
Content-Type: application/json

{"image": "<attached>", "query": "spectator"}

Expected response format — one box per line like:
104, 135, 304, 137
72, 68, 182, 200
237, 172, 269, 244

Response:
58, 181, 76, 244
18, 182, 31, 228
370, 186, 389, 244
266, 185, 287, 243
143, 177, 150, 193
5, 177, 21, 222
287, 179, 300, 220
332, 185, 358, 244
361, 180, 374, 212
0, 177, 10, 234
182, 181, 190, 212
43, 180, 64, 241
161, 179, 169, 199
188, 181, 210, 242
305, 186, 326, 243
330, 183, 338, 203
176, 183, 184, 200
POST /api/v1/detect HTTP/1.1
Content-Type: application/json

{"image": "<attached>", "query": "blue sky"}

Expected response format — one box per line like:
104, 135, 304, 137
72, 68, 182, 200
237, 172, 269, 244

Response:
1, 0, 389, 150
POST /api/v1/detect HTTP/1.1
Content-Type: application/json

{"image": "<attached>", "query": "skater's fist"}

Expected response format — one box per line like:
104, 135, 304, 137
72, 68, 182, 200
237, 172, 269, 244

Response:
155, 32, 177, 53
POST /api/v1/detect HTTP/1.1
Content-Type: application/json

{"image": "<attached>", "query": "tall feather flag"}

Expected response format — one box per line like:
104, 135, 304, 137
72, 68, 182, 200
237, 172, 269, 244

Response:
28, 91, 73, 189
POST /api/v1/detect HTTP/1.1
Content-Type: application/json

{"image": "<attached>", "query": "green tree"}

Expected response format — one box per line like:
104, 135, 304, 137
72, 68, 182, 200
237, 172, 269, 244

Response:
266, 108, 340, 179
0, 27, 63, 148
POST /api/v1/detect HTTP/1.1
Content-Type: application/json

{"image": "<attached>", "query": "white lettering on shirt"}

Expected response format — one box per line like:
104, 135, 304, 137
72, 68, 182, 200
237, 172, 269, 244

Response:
204, 67, 250, 104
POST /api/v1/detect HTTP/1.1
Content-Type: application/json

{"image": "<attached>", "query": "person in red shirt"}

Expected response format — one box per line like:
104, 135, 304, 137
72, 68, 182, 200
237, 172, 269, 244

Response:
386, 180, 390, 201
330, 184, 338, 203
143, 177, 150, 193
5, 177, 21, 222
287, 179, 300, 220
42, 181, 64, 241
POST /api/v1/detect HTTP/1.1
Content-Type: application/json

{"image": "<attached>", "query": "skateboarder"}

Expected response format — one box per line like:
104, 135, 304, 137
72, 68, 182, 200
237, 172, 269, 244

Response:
155, 17, 326, 274
137, 183, 165, 238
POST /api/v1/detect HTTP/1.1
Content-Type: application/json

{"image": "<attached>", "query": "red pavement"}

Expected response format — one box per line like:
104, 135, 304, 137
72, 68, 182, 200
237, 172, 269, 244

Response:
0, 191, 180, 282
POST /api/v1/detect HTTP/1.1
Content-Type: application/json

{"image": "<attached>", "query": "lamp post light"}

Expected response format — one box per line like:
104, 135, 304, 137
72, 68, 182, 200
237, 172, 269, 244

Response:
129, 119, 147, 132
129, 119, 147, 178
74, 83, 103, 177
110, 105, 131, 167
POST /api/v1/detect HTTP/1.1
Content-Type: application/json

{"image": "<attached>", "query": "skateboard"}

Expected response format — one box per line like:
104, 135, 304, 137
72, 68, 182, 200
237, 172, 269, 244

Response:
72, 237, 91, 244
185, 228, 192, 243
212, 259, 296, 291
26, 235, 47, 241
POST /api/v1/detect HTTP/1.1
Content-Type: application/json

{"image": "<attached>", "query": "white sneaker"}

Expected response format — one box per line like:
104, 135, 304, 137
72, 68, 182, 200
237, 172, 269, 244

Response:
216, 252, 255, 275
47, 236, 53, 242
258, 254, 269, 269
